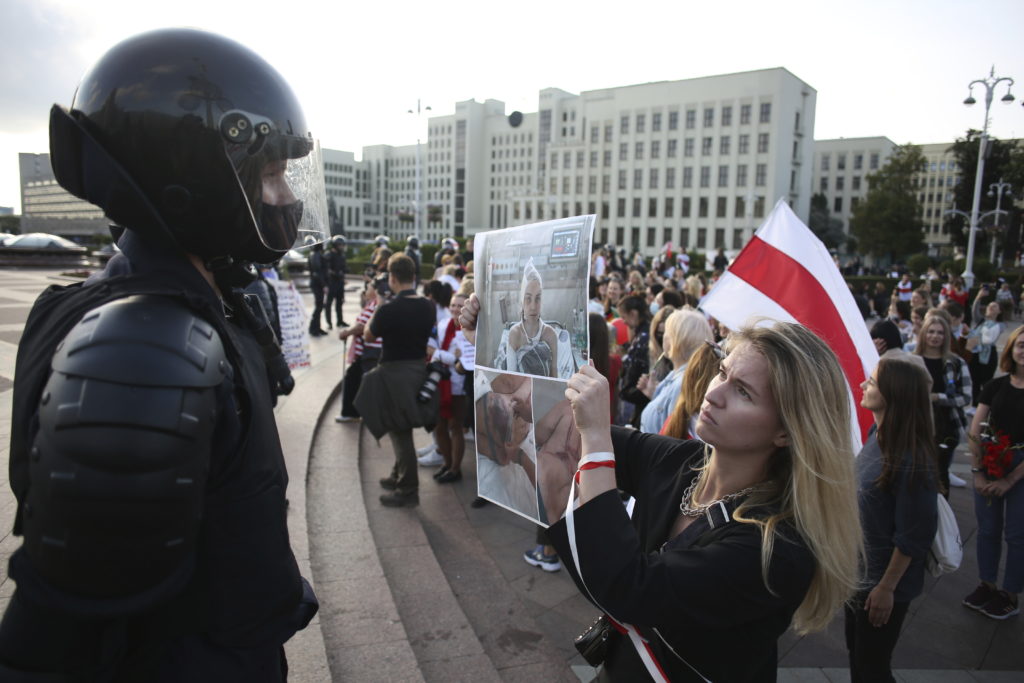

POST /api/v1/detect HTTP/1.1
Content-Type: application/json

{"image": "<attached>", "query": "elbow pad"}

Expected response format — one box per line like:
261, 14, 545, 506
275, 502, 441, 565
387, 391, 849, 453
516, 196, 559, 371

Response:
23, 295, 228, 603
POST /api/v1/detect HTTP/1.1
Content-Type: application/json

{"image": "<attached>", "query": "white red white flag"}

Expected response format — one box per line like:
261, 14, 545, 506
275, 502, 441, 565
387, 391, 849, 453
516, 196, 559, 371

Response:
700, 199, 877, 449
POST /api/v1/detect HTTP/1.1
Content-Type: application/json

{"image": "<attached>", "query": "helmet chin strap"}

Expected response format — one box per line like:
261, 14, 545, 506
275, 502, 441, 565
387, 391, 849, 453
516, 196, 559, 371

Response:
205, 256, 258, 291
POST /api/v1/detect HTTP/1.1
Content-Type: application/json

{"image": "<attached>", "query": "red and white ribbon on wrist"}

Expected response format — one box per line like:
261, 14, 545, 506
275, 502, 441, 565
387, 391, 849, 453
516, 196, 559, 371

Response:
573, 451, 616, 484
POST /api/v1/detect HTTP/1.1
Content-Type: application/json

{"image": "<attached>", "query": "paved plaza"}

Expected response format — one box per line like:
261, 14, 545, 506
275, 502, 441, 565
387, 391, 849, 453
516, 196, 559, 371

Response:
0, 266, 1020, 682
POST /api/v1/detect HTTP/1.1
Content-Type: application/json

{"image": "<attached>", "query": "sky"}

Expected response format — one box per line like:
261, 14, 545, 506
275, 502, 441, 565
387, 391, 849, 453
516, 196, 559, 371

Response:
2, 0, 1023, 214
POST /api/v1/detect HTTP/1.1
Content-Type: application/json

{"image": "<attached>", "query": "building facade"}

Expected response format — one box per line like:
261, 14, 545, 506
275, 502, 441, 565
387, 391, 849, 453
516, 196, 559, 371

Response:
914, 142, 962, 256
811, 137, 897, 252
18, 153, 107, 238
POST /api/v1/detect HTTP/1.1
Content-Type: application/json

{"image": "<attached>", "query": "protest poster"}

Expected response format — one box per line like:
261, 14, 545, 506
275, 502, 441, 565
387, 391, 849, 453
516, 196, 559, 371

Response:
473, 215, 594, 525
270, 278, 312, 371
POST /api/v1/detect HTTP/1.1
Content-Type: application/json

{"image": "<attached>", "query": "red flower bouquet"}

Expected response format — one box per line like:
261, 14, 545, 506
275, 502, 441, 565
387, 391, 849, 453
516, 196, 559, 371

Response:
981, 430, 1015, 480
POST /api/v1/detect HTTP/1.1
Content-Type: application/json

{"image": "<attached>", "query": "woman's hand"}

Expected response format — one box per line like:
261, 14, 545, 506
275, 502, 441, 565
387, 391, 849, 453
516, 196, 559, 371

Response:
984, 478, 1014, 498
460, 293, 480, 344
864, 584, 895, 627
565, 364, 613, 453
636, 373, 658, 399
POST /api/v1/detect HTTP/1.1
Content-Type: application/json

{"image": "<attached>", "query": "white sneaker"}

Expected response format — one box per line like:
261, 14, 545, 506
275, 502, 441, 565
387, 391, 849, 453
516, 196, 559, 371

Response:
416, 443, 437, 457
464, 430, 475, 442
417, 450, 444, 467
949, 472, 968, 488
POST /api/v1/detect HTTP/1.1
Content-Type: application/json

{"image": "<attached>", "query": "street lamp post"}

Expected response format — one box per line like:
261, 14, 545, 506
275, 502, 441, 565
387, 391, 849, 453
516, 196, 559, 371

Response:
987, 178, 1013, 265
960, 67, 1015, 289
407, 99, 432, 242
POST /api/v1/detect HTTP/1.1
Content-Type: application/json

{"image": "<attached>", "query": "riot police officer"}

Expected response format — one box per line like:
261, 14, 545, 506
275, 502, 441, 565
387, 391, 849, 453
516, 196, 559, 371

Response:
308, 241, 328, 335
0, 28, 320, 681
404, 234, 422, 283
324, 234, 348, 327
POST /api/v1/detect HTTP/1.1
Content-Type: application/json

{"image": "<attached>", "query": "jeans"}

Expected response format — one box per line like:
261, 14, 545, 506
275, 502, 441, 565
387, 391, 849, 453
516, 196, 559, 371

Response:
974, 480, 1024, 593
308, 281, 325, 332
844, 592, 911, 683
388, 428, 418, 495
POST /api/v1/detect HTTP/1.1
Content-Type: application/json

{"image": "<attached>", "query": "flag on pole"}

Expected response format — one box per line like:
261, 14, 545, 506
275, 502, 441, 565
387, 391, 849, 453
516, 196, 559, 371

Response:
700, 199, 878, 449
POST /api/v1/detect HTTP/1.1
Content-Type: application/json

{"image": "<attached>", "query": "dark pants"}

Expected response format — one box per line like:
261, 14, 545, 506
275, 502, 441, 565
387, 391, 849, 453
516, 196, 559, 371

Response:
388, 429, 418, 495
341, 357, 377, 418
969, 354, 997, 405
324, 279, 345, 326
309, 281, 325, 332
844, 593, 910, 683
936, 433, 958, 498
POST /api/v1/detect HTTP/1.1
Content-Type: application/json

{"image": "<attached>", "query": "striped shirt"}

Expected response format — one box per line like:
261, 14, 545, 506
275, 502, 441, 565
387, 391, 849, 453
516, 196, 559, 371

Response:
353, 300, 380, 357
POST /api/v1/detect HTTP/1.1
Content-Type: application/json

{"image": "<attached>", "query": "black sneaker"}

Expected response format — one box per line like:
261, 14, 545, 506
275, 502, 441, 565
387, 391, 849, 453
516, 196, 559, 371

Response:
380, 491, 419, 507
432, 466, 449, 480
981, 591, 1020, 620
963, 583, 996, 611
379, 476, 398, 491
436, 469, 462, 484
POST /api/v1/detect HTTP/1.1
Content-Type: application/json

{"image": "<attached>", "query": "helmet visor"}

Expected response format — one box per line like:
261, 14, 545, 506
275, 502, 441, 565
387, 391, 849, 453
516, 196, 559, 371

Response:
226, 116, 328, 253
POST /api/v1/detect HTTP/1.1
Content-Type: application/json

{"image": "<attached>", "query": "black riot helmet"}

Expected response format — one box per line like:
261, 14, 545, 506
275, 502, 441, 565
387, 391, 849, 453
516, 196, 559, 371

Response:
331, 235, 346, 249
49, 28, 328, 264
407, 235, 419, 249
374, 234, 389, 247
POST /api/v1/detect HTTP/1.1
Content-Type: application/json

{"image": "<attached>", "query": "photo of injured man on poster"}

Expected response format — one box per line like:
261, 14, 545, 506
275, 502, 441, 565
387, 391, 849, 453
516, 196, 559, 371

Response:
472, 215, 593, 525
474, 216, 594, 380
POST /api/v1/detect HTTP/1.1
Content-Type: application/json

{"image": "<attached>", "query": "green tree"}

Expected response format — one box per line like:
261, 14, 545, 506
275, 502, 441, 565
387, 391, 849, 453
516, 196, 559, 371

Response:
945, 131, 1023, 262
807, 193, 846, 249
850, 144, 925, 261
0, 215, 20, 234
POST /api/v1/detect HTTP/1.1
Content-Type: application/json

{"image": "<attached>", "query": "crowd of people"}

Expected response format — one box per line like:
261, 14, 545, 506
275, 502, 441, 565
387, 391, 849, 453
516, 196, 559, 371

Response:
314, 234, 1024, 681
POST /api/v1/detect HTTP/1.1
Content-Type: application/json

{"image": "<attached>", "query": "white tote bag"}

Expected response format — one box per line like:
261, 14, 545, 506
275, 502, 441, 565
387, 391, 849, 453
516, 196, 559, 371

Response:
927, 493, 962, 577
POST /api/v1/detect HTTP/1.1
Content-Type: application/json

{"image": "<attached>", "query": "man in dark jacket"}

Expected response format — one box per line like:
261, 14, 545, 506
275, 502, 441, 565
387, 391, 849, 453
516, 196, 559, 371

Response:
324, 235, 348, 327
308, 242, 328, 335
0, 28, 319, 681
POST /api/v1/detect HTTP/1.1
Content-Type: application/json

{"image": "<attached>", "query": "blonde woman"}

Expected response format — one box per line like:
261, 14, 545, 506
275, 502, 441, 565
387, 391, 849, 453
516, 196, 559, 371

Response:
505, 258, 559, 377
646, 305, 676, 382
637, 309, 714, 434
552, 321, 862, 681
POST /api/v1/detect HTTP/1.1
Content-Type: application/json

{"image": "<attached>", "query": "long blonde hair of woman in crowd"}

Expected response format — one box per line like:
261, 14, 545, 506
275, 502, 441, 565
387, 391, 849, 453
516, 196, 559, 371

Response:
713, 323, 862, 633
661, 341, 721, 439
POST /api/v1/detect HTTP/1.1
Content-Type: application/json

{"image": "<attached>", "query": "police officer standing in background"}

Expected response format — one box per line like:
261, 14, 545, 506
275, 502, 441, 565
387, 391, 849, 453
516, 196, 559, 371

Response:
404, 235, 421, 283
308, 241, 328, 335
325, 235, 348, 327
0, 28, 321, 681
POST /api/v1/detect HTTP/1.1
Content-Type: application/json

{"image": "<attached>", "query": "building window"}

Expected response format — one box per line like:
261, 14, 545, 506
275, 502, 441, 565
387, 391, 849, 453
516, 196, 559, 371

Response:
738, 134, 749, 155
621, 115, 629, 134
755, 164, 767, 186
721, 106, 732, 126
588, 176, 597, 193
714, 227, 725, 248
652, 112, 662, 132
684, 138, 694, 157
820, 177, 828, 192
590, 150, 598, 168
575, 176, 584, 194
753, 196, 765, 218
577, 150, 585, 168
685, 109, 696, 129
666, 167, 676, 188
669, 111, 679, 130
736, 164, 748, 187
564, 151, 572, 168
834, 196, 843, 213
683, 167, 693, 188
634, 169, 643, 189
602, 201, 610, 218
716, 197, 727, 218
620, 143, 628, 161
551, 153, 558, 169
651, 140, 660, 159
740, 104, 751, 125
649, 168, 659, 189
837, 154, 846, 171
602, 174, 611, 192
697, 228, 707, 248
703, 108, 714, 127
854, 154, 863, 171
735, 195, 746, 217
665, 197, 674, 217
616, 227, 624, 244
700, 166, 711, 188
852, 176, 861, 191
681, 198, 692, 218
635, 142, 644, 160
680, 227, 690, 246
618, 170, 627, 190
699, 197, 709, 217
836, 176, 845, 191
820, 154, 830, 172
757, 133, 769, 154
601, 150, 610, 167
617, 198, 626, 217
720, 136, 731, 155
562, 177, 570, 193
870, 153, 879, 170
647, 226, 656, 246
667, 139, 678, 158
702, 137, 713, 155
591, 126, 599, 142
759, 102, 771, 123
649, 199, 657, 218
605, 124, 613, 142
636, 114, 646, 133
718, 166, 729, 187
632, 197, 641, 217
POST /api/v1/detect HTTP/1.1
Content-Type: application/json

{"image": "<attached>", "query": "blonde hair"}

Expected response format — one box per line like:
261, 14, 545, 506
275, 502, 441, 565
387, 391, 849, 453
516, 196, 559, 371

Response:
913, 313, 952, 359
720, 322, 862, 634
664, 309, 713, 366
662, 342, 720, 439
647, 305, 677, 366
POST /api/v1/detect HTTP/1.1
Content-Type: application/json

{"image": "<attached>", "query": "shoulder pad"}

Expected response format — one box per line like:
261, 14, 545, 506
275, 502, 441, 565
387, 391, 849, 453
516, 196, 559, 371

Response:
52, 294, 230, 387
